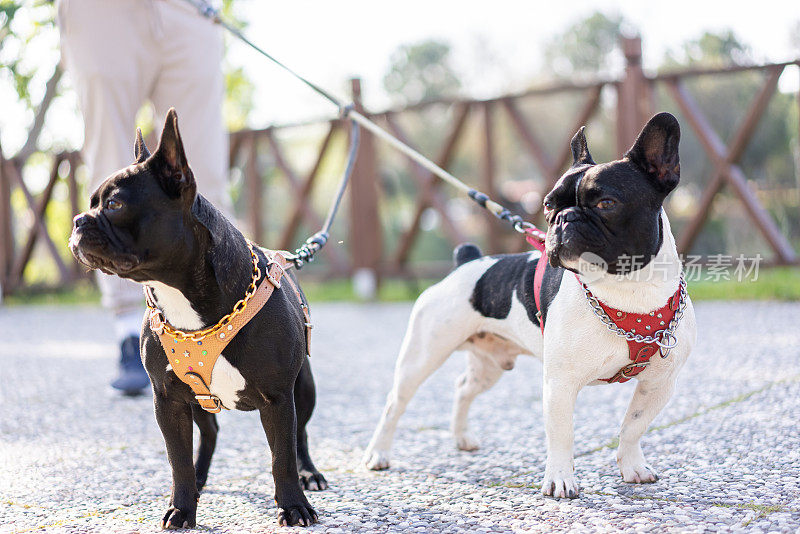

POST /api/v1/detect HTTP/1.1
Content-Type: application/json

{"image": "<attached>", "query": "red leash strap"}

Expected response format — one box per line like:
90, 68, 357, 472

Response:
524, 227, 546, 252
533, 252, 547, 333
526, 227, 548, 333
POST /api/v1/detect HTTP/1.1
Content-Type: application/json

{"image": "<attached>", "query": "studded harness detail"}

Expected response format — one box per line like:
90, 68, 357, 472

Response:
145, 244, 311, 413
526, 228, 685, 384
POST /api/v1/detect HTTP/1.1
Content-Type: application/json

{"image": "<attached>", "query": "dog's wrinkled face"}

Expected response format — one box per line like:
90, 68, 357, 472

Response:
69, 109, 197, 282
543, 112, 681, 275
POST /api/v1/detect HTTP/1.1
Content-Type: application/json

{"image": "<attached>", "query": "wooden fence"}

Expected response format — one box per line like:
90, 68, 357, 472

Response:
1, 37, 798, 296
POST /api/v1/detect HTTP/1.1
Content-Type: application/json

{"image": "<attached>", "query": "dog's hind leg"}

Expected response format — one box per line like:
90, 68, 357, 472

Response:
616, 376, 676, 483
293, 356, 328, 491
191, 404, 218, 492
451, 351, 504, 451
364, 292, 471, 470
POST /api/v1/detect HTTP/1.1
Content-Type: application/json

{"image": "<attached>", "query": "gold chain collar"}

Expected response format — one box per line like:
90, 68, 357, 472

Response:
145, 241, 264, 342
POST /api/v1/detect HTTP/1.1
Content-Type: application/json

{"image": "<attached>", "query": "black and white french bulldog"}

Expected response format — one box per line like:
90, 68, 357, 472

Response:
69, 109, 326, 527
363, 112, 697, 498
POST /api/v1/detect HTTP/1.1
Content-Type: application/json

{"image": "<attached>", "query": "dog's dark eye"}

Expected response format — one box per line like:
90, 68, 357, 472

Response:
543, 199, 554, 213
105, 199, 123, 211
596, 199, 616, 210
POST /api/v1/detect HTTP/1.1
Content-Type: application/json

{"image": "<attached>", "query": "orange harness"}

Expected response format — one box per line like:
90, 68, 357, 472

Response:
145, 245, 311, 413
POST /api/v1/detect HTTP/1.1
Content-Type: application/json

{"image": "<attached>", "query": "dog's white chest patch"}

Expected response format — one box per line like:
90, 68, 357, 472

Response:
209, 355, 246, 409
147, 281, 246, 408
147, 281, 204, 330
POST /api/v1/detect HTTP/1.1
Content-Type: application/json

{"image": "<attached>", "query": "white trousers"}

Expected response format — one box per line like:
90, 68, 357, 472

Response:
57, 0, 229, 325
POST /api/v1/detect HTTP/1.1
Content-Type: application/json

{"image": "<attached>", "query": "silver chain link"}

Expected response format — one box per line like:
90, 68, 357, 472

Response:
582, 272, 687, 359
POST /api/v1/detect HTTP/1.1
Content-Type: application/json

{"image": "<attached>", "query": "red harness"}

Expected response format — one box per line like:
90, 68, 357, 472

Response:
526, 229, 681, 384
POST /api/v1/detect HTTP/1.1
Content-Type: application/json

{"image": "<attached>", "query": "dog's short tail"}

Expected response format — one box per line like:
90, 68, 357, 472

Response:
453, 243, 483, 267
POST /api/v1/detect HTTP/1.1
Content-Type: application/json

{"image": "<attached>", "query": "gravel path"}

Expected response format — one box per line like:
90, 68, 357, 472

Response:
1, 301, 799, 533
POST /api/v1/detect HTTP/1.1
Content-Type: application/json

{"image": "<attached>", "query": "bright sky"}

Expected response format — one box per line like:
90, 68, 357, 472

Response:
2, 0, 799, 154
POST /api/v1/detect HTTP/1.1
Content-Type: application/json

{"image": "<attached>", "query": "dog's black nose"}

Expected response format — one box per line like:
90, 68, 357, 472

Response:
73, 213, 91, 228
562, 209, 581, 223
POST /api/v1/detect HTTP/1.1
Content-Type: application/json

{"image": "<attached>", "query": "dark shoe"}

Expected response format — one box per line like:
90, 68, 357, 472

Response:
111, 335, 149, 396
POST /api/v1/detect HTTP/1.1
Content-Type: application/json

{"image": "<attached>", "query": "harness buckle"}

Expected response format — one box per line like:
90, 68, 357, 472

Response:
266, 261, 284, 288
149, 309, 165, 335
195, 394, 223, 413
619, 360, 649, 379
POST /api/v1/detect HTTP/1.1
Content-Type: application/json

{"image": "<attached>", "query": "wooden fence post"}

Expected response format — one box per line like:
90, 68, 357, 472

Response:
616, 36, 649, 156
245, 132, 264, 244
348, 78, 382, 298
66, 152, 87, 280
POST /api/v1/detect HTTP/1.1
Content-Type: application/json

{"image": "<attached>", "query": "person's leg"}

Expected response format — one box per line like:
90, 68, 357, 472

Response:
58, 0, 158, 393
151, 0, 231, 215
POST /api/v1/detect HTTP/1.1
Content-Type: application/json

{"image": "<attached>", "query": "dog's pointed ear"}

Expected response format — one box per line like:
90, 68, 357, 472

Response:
152, 108, 196, 201
626, 112, 681, 194
570, 126, 595, 166
134, 128, 150, 163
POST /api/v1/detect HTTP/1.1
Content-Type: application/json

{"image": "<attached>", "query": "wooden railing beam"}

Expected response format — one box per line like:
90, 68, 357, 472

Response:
11, 154, 64, 286
7, 159, 70, 284
393, 102, 471, 267
265, 128, 350, 274
382, 113, 465, 245
668, 79, 796, 263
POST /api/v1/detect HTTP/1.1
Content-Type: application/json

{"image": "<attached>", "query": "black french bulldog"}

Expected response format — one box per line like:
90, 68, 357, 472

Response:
69, 109, 326, 528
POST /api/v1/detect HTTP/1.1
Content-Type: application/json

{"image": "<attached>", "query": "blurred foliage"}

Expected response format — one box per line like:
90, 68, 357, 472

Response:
382, 39, 461, 105
544, 11, 626, 78
220, 0, 254, 131
663, 30, 755, 68
223, 65, 254, 131
0, 0, 58, 119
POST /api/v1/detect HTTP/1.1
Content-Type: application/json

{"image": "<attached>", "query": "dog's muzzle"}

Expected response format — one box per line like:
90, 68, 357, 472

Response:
69, 213, 140, 274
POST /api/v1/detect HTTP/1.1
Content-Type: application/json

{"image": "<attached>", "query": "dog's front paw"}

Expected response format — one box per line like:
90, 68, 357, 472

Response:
161, 507, 196, 530
455, 433, 480, 452
277, 502, 317, 527
540, 470, 579, 499
363, 449, 391, 470
299, 469, 329, 491
618, 456, 659, 484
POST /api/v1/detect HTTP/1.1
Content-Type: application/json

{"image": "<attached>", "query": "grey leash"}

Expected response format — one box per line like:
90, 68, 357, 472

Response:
290, 119, 360, 269
180, 0, 545, 246
181, 0, 360, 268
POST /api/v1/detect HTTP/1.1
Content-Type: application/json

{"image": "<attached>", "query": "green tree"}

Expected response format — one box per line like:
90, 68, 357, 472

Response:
544, 12, 627, 78
0, 0, 63, 160
382, 39, 461, 105
664, 30, 754, 68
